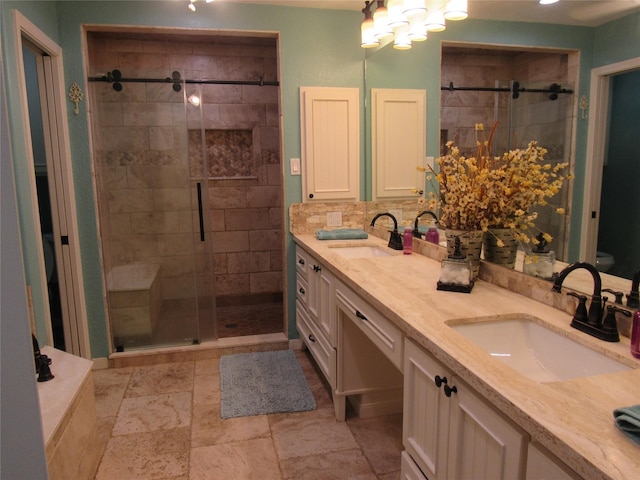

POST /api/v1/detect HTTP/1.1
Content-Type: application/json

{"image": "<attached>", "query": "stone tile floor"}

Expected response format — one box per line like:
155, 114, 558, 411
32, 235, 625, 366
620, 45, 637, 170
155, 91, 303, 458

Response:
92, 349, 403, 479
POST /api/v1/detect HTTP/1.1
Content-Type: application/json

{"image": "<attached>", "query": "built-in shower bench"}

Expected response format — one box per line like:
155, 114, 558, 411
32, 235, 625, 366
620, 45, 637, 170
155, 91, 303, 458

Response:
106, 263, 162, 339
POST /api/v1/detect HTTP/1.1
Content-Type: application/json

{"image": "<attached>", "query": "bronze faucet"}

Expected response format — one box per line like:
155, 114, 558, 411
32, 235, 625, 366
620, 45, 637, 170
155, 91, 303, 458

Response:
370, 213, 403, 250
412, 210, 438, 239
552, 262, 619, 342
627, 268, 640, 308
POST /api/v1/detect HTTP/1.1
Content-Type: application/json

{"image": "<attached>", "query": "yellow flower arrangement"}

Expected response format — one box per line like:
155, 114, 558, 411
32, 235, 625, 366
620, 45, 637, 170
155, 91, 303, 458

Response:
426, 123, 572, 249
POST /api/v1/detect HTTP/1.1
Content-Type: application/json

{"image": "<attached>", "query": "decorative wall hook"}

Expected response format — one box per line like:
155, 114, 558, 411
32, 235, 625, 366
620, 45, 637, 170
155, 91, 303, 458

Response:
579, 95, 589, 120
68, 82, 83, 115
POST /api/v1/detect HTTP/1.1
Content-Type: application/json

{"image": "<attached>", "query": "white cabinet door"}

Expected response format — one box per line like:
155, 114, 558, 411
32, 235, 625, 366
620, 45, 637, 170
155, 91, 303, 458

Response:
300, 87, 360, 202
526, 443, 580, 480
306, 254, 335, 344
372, 88, 426, 200
403, 339, 527, 480
448, 376, 528, 480
403, 339, 451, 480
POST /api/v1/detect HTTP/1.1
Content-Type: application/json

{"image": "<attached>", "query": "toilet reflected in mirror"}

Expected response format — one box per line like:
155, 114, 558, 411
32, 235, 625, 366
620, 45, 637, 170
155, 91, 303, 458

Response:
596, 251, 615, 273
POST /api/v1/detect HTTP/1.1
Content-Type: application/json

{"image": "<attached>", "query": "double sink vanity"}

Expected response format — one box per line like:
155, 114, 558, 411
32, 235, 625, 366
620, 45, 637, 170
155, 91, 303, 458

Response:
292, 228, 640, 480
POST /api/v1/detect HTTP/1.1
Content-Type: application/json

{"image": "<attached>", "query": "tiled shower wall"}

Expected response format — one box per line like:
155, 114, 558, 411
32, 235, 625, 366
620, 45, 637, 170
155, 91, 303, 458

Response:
88, 33, 282, 307
440, 48, 575, 154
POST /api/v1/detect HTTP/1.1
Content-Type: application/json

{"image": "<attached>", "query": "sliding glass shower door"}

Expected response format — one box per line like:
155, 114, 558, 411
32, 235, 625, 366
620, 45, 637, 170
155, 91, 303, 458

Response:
89, 68, 214, 351
507, 80, 574, 261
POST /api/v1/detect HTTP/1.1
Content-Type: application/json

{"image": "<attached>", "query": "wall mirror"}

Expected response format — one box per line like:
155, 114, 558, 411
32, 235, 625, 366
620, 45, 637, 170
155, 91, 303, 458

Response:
362, 39, 637, 303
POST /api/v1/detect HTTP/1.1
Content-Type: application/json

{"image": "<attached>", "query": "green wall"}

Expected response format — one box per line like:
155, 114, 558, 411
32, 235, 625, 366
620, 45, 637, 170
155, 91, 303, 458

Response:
2, 1, 640, 358
593, 10, 640, 67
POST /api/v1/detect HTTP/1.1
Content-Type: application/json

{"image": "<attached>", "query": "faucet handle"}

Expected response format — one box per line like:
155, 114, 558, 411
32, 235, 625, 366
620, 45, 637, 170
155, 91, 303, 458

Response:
603, 289, 624, 305
567, 292, 588, 323
602, 305, 631, 341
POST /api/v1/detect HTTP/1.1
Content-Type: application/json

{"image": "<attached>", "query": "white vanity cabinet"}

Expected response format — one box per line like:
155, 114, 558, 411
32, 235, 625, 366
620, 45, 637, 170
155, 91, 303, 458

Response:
295, 246, 340, 416
403, 339, 528, 480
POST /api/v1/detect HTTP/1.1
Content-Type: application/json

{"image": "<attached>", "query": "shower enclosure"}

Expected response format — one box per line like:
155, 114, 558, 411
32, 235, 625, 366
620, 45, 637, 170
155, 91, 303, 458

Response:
440, 79, 574, 261
87, 31, 284, 351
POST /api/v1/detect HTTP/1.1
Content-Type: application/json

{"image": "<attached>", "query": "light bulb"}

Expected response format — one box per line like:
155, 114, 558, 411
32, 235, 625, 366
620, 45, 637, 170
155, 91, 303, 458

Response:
387, 0, 409, 28
393, 25, 412, 50
374, 5, 393, 39
361, 16, 380, 48
425, 9, 446, 32
404, 0, 427, 17
444, 0, 468, 21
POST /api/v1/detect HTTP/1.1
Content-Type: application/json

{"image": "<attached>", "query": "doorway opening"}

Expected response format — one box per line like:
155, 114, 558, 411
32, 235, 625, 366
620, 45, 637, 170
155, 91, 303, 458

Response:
15, 11, 90, 358
583, 56, 640, 278
85, 28, 285, 351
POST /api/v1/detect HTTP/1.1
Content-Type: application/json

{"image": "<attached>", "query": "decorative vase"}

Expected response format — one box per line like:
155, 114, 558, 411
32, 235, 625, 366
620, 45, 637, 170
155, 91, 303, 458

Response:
445, 229, 484, 279
483, 228, 518, 269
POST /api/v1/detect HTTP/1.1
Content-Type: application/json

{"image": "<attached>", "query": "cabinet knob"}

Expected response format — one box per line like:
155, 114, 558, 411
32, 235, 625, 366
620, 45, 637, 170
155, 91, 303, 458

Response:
313, 265, 321, 272
299, 287, 305, 295
298, 258, 305, 265
356, 310, 368, 321
434, 375, 447, 388
308, 334, 316, 343
309, 193, 314, 199
444, 384, 458, 397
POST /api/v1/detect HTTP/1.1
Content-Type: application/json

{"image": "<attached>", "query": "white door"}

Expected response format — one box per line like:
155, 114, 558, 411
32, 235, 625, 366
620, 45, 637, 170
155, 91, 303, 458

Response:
372, 88, 426, 200
16, 13, 90, 357
300, 86, 360, 202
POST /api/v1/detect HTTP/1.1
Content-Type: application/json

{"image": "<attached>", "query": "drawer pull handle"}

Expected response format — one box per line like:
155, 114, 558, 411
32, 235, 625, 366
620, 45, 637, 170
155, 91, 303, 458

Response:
313, 265, 321, 272
308, 334, 316, 343
298, 258, 305, 265
444, 384, 458, 397
356, 310, 368, 321
434, 375, 447, 388
299, 287, 305, 295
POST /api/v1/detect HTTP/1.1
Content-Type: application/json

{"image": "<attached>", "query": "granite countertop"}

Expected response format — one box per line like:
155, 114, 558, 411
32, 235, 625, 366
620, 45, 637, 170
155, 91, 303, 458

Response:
293, 233, 640, 480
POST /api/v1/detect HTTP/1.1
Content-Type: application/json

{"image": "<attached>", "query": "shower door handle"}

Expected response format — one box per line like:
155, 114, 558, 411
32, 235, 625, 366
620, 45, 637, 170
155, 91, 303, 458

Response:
197, 182, 205, 242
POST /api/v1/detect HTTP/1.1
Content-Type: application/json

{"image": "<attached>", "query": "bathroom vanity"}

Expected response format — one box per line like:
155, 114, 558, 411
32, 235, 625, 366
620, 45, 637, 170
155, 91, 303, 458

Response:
293, 233, 640, 480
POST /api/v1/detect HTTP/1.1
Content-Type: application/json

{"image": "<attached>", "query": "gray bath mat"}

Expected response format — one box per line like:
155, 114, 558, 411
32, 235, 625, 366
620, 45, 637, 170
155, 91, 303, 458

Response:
219, 349, 316, 419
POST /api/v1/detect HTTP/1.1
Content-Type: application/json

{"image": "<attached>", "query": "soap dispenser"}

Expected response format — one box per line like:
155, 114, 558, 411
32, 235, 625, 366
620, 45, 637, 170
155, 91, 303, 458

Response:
437, 236, 474, 293
631, 310, 640, 359
425, 220, 440, 245
523, 233, 555, 280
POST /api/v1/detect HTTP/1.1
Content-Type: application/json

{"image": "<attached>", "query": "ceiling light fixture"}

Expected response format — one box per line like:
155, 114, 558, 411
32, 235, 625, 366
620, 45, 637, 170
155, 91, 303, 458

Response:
362, 1, 467, 50
539, 0, 560, 4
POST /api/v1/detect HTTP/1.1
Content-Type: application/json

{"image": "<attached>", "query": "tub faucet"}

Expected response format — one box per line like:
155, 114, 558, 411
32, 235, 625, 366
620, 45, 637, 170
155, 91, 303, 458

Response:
412, 210, 438, 239
370, 213, 403, 250
552, 262, 618, 342
627, 268, 640, 309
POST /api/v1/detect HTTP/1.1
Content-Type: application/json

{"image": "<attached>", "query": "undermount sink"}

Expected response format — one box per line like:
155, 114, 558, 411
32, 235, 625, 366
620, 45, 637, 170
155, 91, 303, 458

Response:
329, 245, 394, 258
448, 316, 633, 383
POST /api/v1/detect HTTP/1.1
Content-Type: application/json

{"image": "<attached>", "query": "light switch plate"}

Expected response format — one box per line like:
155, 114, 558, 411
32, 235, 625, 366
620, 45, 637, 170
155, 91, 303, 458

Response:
290, 157, 301, 175
327, 211, 343, 227
426, 156, 435, 169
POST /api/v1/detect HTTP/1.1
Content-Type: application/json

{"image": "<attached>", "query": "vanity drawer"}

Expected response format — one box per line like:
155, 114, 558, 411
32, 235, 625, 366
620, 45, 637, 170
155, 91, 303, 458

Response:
335, 284, 403, 371
295, 248, 310, 279
296, 275, 309, 309
296, 300, 335, 388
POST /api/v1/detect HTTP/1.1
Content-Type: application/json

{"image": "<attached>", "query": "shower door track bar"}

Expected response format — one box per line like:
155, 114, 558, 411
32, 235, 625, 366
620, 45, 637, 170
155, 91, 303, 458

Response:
441, 81, 573, 97
87, 75, 279, 87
